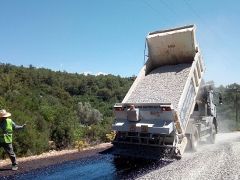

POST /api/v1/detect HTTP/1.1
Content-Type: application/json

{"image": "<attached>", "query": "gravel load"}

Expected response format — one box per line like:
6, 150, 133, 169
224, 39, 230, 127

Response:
126, 63, 192, 109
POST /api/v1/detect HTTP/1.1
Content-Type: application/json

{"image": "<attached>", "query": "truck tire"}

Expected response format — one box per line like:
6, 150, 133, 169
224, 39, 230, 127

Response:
190, 127, 199, 152
207, 123, 216, 144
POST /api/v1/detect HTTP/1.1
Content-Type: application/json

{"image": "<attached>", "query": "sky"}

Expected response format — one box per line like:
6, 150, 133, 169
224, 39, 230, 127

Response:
0, 0, 239, 86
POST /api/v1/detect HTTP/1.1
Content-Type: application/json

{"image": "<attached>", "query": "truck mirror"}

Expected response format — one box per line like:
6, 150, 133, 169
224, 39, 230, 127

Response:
219, 94, 223, 104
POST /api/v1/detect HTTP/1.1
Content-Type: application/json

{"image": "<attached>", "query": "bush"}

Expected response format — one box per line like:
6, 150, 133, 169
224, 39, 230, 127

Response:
106, 131, 116, 142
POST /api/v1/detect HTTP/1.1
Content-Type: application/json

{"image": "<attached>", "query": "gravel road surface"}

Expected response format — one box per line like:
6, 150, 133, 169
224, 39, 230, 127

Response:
138, 132, 240, 180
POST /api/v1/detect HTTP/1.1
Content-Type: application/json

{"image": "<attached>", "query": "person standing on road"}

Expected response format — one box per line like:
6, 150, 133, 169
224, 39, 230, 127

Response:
0, 109, 26, 171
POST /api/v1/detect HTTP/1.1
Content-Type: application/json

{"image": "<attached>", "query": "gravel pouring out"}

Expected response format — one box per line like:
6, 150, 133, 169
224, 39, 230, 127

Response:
126, 63, 191, 109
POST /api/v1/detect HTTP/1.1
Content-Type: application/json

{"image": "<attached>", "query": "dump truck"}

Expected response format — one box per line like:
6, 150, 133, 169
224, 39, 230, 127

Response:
112, 25, 221, 159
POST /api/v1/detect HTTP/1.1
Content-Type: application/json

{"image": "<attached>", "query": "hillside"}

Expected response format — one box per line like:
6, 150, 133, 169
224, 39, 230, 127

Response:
0, 63, 133, 157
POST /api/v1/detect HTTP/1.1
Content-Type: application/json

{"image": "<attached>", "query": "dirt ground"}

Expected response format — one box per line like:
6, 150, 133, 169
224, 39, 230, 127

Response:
0, 143, 112, 178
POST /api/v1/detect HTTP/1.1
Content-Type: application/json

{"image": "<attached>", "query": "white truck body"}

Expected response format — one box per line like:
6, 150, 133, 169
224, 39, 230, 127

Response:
112, 25, 218, 159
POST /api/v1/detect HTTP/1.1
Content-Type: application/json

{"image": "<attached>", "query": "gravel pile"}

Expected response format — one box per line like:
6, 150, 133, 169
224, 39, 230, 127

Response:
126, 63, 192, 109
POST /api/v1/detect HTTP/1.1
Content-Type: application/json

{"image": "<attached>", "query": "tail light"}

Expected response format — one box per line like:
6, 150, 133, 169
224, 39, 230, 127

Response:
161, 107, 171, 111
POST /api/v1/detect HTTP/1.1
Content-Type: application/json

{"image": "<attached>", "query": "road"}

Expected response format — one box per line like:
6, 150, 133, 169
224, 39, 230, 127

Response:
3, 132, 240, 180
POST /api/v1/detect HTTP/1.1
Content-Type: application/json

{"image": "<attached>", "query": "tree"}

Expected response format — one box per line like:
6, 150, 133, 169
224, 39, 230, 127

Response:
77, 102, 102, 126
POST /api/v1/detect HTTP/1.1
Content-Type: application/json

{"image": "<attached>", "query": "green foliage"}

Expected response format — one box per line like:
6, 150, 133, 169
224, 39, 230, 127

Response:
75, 140, 89, 151
0, 63, 133, 157
77, 102, 103, 126
215, 83, 240, 131
106, 131, 116, 142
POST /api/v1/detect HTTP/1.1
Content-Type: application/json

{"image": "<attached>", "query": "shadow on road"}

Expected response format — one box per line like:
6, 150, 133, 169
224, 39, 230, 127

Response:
100, 146, 175, 179
113, 156, 174, 179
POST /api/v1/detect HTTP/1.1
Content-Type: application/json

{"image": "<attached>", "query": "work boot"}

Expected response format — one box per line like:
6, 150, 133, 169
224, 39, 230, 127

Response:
12, 164, 18, 171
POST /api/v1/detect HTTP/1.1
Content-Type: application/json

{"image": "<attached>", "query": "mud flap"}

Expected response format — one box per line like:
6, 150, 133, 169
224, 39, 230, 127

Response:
170, 136, 188, 160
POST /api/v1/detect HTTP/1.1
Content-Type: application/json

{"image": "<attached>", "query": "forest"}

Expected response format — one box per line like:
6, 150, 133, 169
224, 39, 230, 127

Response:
0, 63, 239, 157
0, 63, 133, 157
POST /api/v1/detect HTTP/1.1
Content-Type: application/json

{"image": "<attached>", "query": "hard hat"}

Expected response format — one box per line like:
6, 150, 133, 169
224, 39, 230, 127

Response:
0, 109, 11, 118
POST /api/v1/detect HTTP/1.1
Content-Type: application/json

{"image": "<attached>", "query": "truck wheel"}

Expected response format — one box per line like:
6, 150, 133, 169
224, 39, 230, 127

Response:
207, 124, 216, 144
190, 128, 199, 152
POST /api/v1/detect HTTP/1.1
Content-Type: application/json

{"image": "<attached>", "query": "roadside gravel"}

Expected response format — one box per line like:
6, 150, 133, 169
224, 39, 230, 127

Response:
138, 132, 240, 180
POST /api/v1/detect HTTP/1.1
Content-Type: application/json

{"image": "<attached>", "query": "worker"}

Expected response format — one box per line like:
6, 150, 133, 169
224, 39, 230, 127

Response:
0, 109, 26, 171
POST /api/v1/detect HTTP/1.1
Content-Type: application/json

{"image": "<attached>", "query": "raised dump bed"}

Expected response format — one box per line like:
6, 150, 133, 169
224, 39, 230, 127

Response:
145, 25, 197, 73
121, 25, 204, 134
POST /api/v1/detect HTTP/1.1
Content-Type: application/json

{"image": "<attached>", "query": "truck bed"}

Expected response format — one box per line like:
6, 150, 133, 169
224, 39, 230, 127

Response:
125, 63, 191, 110
119, 25, 204, 134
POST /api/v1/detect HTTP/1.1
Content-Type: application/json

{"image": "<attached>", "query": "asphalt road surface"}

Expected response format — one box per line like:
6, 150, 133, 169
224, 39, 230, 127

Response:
3, 132, 240, 180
